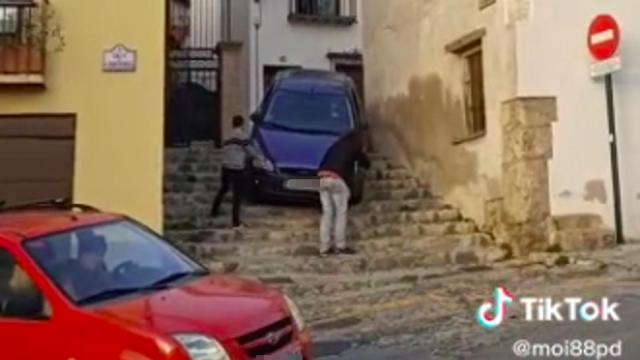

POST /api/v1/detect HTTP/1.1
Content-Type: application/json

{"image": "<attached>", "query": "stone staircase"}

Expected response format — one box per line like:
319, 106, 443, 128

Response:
163, 142, 492, 343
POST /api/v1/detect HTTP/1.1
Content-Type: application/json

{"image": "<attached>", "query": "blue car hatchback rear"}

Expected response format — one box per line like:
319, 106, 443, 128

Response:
249, 70, 367, 202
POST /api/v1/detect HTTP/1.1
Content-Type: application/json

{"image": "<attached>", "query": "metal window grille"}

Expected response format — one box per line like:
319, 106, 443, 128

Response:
0, 0, 46, 75
290, 0, 357, 18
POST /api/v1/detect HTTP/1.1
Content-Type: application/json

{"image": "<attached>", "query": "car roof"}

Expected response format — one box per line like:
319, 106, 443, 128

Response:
273, 69, 355, 95
0, 211, 122, 243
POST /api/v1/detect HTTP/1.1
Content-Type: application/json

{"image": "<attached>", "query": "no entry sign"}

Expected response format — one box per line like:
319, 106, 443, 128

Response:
588, 15, 621, 61
587, 14, 625, 245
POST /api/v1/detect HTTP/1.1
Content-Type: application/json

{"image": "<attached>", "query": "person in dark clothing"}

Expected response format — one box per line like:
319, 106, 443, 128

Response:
0, 251, 15, 315
210, 115, 255, 228
317, 131, 370, 256
62, 231, 111, 301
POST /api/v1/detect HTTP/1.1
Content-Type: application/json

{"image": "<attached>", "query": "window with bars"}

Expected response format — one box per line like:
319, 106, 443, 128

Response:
0, 6, 20, 35
289, 0, 357, 25
0, 1, 48, 79
461, 43, 486, 138
295, 0, 339, 17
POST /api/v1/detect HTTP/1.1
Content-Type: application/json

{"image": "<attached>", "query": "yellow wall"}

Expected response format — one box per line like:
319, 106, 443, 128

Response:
0, 0, 166, 230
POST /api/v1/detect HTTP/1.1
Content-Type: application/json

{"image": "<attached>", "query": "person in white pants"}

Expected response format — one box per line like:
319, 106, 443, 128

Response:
317, 131, 370, 257
318, 172, 351, 256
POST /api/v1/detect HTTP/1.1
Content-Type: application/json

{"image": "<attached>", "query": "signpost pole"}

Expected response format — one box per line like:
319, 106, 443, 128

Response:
605, 73, 624, 245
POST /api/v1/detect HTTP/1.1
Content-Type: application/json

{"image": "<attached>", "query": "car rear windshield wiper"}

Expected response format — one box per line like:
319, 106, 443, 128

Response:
262, 122, 342, 136
150, 269, 209, 288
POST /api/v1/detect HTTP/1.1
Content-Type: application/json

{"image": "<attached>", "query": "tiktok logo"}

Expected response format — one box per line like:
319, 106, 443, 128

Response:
476, 287, 515, 330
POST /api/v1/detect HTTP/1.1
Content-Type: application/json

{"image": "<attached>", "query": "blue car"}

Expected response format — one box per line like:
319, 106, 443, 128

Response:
249, 69, 368, 203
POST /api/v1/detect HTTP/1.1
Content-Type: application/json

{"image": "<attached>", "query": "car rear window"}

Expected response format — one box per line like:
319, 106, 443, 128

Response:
264, 90, 353, 134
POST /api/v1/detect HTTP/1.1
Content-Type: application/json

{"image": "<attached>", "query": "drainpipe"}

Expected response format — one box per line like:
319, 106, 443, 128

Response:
252, 0, 262, 111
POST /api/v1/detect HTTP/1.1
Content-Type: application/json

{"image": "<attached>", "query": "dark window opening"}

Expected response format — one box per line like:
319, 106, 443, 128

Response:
462, 43, 486, 138
0, 249, 50, 320
295, 0, 340, 17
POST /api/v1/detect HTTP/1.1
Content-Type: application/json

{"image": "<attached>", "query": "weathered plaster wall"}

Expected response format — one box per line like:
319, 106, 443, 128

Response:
516, 0, 640, 239
363, 0, 518, 225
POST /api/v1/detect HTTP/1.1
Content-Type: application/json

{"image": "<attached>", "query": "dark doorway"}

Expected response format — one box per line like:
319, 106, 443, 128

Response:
165, 0, 221, 148
165, 48, 221, 147
335, 63, 364, 103
264, 65, 301, 93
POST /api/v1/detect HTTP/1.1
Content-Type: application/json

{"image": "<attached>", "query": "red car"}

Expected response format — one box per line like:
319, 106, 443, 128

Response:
0, 200, 312, 360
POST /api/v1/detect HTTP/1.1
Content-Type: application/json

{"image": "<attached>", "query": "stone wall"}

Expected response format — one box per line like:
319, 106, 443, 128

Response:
497, 97, 556, 255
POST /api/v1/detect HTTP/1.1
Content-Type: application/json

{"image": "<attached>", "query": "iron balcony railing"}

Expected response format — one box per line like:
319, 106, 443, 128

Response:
288, 0, 358, 25
0, 0, 47, 77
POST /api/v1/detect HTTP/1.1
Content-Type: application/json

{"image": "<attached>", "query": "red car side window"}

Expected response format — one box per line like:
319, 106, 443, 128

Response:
0, 249, 51, 321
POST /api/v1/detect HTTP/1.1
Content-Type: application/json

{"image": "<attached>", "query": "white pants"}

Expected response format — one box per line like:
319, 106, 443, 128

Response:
319, 177, 351, 252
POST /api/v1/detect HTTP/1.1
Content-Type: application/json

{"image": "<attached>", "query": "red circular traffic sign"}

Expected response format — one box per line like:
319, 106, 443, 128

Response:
588, 15, 621, 61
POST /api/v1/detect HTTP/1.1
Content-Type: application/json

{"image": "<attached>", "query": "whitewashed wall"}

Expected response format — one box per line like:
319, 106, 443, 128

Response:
189, 0, 221, 47
249, 0, 363, 108
516, 0, 640, 238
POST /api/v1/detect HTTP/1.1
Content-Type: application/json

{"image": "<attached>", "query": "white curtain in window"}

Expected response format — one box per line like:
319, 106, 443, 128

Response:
317, 0, 338, 16
0, 7, 19, 34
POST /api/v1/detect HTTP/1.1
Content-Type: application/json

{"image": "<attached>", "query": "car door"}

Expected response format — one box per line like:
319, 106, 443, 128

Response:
0, 244, 68, 360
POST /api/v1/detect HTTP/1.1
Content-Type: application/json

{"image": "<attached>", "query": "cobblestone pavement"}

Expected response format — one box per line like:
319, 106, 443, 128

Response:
315, 242, 640, 359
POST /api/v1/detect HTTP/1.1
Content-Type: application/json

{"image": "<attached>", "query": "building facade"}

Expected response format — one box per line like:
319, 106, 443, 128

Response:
248, 0, 363, 109
0, 0, 166, 230
363, 0, 640, 252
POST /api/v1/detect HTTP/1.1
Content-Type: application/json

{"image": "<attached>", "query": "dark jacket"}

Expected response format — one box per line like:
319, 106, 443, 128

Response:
319, 131, 371, 190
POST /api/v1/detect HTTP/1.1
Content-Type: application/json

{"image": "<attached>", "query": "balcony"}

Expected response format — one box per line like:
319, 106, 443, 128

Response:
0, 0, 48, 85
288, 0, 357, 26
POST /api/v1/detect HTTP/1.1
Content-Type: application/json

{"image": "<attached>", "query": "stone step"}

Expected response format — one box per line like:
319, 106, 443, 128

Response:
203, 250, 447, 276
165, 162, 222, 174
368, 158, 405, 171
164, 190, 437, 223
364, 187, 431, 201
164, 172, 221, 184
165, 178, 414, 193
168, 219, 477, 244
366, 178, 421, 190
363, 197, 447, 213
164, 185, 432, 206
164, 197, 447, 226
164, 173, 422, 189
366, 168, 413, 181
166, 207, 462, 232
367, 152, 390, 162
177, 233, 481, 260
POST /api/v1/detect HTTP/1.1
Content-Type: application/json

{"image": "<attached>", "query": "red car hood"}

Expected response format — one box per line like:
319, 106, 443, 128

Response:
91, 275, 288, 341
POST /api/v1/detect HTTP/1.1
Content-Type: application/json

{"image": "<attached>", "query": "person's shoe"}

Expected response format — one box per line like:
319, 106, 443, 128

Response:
232, 222, 249, 230
319, 247, 336, 258
337, 247, 357, 255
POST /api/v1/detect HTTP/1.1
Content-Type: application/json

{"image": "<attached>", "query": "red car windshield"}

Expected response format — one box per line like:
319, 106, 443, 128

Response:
23, 220, 207, 305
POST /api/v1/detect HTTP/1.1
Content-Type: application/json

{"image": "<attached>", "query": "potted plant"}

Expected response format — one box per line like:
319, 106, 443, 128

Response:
0, 2, 65, 75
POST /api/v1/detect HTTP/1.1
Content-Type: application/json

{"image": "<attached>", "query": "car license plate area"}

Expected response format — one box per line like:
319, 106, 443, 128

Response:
284, 178, 320, 191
